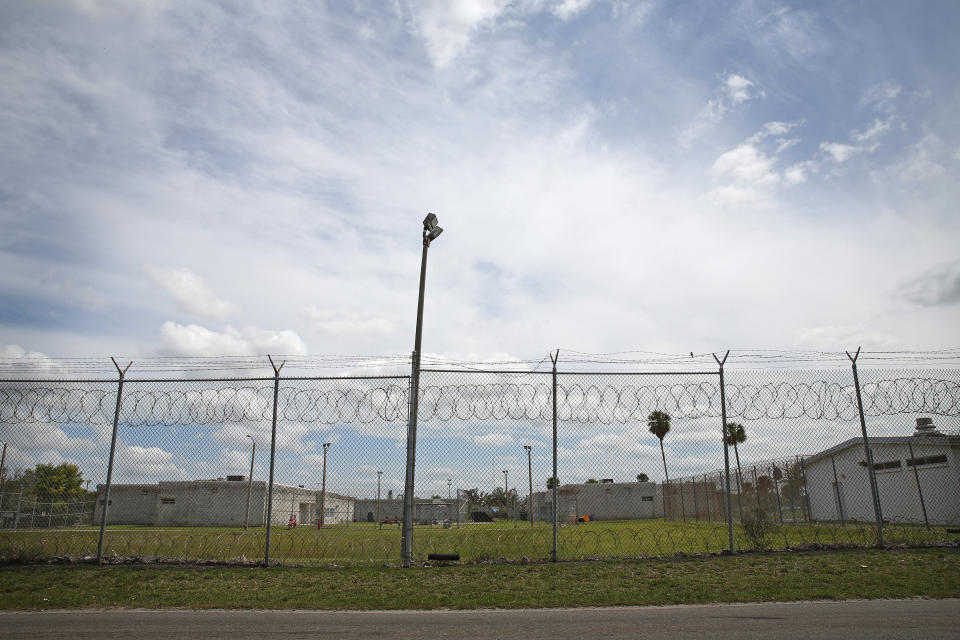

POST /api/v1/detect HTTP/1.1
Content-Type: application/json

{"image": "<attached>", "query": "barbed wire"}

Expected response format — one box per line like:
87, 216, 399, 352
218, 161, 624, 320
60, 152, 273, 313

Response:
2, 375, 959, 426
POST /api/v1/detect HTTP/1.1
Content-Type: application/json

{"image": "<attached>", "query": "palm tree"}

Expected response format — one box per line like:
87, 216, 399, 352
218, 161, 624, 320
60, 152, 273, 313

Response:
648, 410, 672, 518
725, 421, 747, 518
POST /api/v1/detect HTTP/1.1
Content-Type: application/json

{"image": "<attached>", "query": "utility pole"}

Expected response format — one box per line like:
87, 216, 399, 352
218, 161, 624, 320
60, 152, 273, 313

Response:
524, 445, 534, 527
320, 442, 331, 526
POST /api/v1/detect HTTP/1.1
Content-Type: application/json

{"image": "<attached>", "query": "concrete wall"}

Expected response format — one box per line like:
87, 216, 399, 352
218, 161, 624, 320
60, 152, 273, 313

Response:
805, 440, 960, 525
96, 480, 355, 527
354, 498, 404, 522
531, 482, 660, 522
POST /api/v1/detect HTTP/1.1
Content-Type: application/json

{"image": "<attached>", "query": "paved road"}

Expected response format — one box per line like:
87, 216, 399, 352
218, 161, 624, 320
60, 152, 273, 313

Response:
2, 599, 957, 639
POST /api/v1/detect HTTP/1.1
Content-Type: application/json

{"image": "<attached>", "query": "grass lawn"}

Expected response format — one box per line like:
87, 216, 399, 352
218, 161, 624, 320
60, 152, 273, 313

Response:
1, 519, 955, 565
0, 548, 957, 610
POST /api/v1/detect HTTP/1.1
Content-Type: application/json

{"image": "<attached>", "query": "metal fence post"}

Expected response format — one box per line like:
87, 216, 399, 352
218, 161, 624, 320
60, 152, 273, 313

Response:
96, 357, 131, 563
772, 464, 784, 524
713, 351, 734, 553
692, 476, 699, 521
846, 347, 884, 546
550, 349, 559, 562
906, 440, 930, 530
798, 455, 811, 523
703, 473, 711, 522
830, 455, 845, 526
752, 465, 761, 513
264, 355, 285, 566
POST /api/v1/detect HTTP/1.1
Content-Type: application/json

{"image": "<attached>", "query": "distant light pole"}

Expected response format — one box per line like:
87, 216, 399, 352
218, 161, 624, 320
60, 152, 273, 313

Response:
244, 435, 256, 530
524, 445, 533, 527
401, 213, 444, 567
503, 469, 509, 519
320, 442, 331, 526
377, 470, 383, 529
447, 479, 452, 499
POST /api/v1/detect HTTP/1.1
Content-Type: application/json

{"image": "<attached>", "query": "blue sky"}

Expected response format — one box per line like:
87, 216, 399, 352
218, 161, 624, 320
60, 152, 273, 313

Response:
2, 1, 960, 495
1, 0, 958, 363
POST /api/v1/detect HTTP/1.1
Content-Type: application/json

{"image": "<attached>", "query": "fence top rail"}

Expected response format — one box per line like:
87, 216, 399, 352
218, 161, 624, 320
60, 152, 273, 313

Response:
420, 369, 719, 376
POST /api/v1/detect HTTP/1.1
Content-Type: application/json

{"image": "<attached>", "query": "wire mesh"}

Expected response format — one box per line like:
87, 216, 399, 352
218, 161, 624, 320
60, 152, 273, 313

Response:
1, 363, 959, 565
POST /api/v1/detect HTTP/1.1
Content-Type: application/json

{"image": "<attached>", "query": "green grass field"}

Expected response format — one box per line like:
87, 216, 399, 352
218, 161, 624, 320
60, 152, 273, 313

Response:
2, 518, 956, 566
1, 549, 958, 609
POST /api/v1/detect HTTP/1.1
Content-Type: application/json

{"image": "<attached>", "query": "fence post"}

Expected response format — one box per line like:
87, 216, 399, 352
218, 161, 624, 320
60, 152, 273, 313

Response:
692, 476, 699, 521
96, 357, 131, 563
906, 440, 930, 530
846, 347, 884, 546
550, 349, 559, 562
798, 455, 812, 523
703, 474, 711, 521
264, 355, 285, 566
752, 465, 761, 513
713, 351, 734, 553
14, 487, 22, 530
830, 455, 845, 526
772, 464, 784, 524
0, 441, 7, 511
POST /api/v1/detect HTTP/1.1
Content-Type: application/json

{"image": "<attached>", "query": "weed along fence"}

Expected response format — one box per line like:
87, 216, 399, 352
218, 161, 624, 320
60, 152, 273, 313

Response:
1, 351, 959, 566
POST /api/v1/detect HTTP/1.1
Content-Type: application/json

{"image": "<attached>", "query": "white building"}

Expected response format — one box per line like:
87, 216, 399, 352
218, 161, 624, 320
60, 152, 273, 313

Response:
802, 418, 960, 526
531, 481, 662, 522
95, 477, 355, 527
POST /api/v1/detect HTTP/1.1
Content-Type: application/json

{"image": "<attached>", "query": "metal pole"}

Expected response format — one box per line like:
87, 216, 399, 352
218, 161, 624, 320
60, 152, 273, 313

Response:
402, 217, 440, 567
0, 442, 7, 511
798, 455, 812, 523
830, 455, 845, 526
713, 351, 734, 553
503, 469, 508, 520
692, 475, 699, 521
320, 442, 331, 525
377, 471, 382, 530
550, 350, 560, 561
264, 355, 284, 565
907, 440, 930, 530
773, 465, 784, 525
846, 347, 884, 546
245, 436, 256, 530
14, 487, 22, 530
525, 445, 534, 527
447, 479, 451, 500
752, 465, 761, 513
679, 477, 687, 522
97, 357, 131, 563
703, 474, 711, 522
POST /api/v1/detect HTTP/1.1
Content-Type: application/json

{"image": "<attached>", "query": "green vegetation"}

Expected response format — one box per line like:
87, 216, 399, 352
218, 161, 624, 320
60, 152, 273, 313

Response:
2, 519, 956, 566
0, 549, 956, 610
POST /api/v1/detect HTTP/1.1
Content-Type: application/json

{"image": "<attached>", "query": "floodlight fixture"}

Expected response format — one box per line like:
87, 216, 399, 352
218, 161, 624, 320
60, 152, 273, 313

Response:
423, 213, 439, 231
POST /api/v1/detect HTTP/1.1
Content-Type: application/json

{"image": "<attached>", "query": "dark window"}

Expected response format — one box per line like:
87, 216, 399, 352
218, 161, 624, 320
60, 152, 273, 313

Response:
641, 496, 654, 502
161, 497, 175, 505
860, 460, 902, 471
907, 454, 949, 467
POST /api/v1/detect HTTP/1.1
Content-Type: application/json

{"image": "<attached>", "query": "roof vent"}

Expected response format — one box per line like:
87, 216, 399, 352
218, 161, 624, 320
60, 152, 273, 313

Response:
913, 417, 944, 437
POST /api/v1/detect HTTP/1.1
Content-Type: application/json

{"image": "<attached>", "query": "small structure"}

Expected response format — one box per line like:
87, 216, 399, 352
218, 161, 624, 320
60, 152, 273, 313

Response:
802, 418, 960, 525
531, 481, 661, 522
94, 478, 355, 527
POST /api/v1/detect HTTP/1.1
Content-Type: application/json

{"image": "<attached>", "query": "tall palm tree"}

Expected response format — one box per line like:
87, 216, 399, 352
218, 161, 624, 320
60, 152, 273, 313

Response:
648, 410, 672, 517
725, 421, 747, 518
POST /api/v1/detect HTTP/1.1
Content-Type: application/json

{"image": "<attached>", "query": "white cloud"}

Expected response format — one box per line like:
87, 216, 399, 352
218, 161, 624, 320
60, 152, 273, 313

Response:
552, 0, 592, 21
158, 322, 308, 356
678, 74, 763, 148
889, 135, 946, 181
710, 144, 779, 185
471, 432, 515, 447
794, 325, 903, 351
144, 265, 237, 321
408, 0, 511, 68
820, 142, 859, 163
305, 308, 395, 336
898, 260, 960, 307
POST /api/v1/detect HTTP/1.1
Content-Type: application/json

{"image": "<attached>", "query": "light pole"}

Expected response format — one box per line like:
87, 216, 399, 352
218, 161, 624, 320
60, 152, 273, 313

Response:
244, 435, 256, 530
0, 441, 7, 512
320, 442, 331, 526
377, 470, 383, 529
401, 213, 444, 567
524, 445, 533, 527
503, 469, 509, 519
447, 479, 452, 499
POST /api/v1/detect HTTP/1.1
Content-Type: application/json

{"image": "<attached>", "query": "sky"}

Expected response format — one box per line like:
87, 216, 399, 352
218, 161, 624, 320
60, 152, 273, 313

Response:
1, 0, 959, 365
1, 1, 960, 499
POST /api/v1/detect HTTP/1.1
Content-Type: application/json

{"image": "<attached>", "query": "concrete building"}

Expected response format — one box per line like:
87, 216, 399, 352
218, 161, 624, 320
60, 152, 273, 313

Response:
95, 477, 355, 527
802, 418, 960, 525
352, 498, 462, 525
530, 481, 662, 522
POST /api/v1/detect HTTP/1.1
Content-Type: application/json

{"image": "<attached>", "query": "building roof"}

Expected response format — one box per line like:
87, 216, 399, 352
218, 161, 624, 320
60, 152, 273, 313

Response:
803, 435, 960, 467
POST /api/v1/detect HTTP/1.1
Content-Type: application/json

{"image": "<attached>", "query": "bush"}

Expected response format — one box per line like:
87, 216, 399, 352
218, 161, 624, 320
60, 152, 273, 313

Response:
741, 508, 778, 550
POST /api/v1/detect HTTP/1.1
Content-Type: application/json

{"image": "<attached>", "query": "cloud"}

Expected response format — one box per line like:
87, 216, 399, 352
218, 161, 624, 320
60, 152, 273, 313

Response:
144, 265, 237, 321
710, 144, 779, 185
407, 0, 511, 68
158, 322, 308, 356
857, 82, 901, 113
304, 308, 395, 336
678, 74, 763, 148
820, 142, 859, 163
888, 135, 946, 182
794, 325, 903, 351
470, 432, 515, 447
552, 0, 592, 21
898, 261, 960, 307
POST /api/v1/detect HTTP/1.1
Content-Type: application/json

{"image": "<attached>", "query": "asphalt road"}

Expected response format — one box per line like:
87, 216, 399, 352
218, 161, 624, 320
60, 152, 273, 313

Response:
2, 599, 957, 639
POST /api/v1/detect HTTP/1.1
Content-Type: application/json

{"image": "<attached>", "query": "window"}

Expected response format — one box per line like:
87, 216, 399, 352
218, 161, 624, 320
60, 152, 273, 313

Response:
858, 460, 902, 471
161, 497, 175, 505
324, 508, 336, 518
906, 454, 948, 467
641, 496, 654, 502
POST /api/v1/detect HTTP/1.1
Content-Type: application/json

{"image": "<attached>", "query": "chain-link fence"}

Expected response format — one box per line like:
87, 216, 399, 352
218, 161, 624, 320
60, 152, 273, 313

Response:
2, 357, 959, 565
